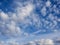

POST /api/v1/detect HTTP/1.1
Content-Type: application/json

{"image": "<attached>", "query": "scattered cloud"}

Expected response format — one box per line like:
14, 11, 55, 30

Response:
0, 10, 22, 38
24, 39, 54, 45
0, 0, 60, 45
0, 1, 35, 43
0, 11, 9, 21
41, 6, 47, 16
45, 0, 51, 7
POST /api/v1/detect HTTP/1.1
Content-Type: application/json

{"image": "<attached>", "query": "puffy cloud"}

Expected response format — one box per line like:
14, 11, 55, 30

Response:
0, 10, 22, 38
0, 1, 59, 40
0, 38, 55, 45
0, 41, 5, 45
6, 40, 19, 45
0, 40, 20, 45
0, 0, 59, 38
6, 24, 21, 37
0, 11, 9, 21
16, 3, 34, 20
44, 39, 54, 45
36, 39, 45, 45
24, 41, 36, 45
0, 0, 35, 39
41, 6, 47, 16
0, 0, 60, 45
45, 0, 51, 7
24, 39, 54, 45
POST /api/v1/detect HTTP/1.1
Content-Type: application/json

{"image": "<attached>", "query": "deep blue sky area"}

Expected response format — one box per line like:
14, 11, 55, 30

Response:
0, 0, 15, 12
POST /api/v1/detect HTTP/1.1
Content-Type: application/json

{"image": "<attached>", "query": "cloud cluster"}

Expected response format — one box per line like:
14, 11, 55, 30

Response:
24, 39, 54, 45
0, 40, 20, 45
0, 32, 60, 45
0, 11, 22, 38
0, 39, 54, 45
0, 0, 60, 45
0, 0, 59, 38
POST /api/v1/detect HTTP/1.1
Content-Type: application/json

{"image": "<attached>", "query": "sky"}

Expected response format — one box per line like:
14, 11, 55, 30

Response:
0, 0, 60, 45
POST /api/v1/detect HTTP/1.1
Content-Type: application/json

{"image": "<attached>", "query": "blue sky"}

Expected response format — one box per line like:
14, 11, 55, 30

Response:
0, 0, 60, 45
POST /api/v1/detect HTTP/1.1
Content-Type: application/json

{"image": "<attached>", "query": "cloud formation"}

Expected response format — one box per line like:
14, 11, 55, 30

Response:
0, 39, 54, 45
0, 0, 59, 37
24, 39, 54, 45
0, 0, 60, 45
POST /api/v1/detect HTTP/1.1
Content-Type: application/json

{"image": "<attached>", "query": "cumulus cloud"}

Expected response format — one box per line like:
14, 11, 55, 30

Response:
24, 41, 36, 45
0, 41, 4, 45
16, 3, 34, 21
0, 11, 9, 21
0, 10, 22, 38
24, 39, 54, 45
0, 0, 35, 39
41, 6, 47, 16
0, 0, 59, 38
0, 0, 60, 45
0, 40, 20, 45
45, 0, 51, 7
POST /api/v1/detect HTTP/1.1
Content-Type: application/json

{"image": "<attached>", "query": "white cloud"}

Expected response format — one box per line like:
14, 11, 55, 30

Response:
0, 41, 5, 45
0, 11, 22, 38
0, 0, 59, 45
24, 41, 36, 45
7, 41, 19, 45
0, 11, 9, 21
44, 39, 54, 45
0, 40, 20, 45
48, 13, 55, 20
41, 6, 47, 16
11, 13, 18, 21
0, 0, 35, 39
0, 38, 55, 45
5, 23, 21, 37
36, 39, 45, 45
46, 0, 51, 7
0, 1, 36, 39
16, 3, 34, 20
24, 39, 54, 45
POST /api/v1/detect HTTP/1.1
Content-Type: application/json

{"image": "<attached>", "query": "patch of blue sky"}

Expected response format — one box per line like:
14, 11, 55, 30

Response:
0, 0, 16, 13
